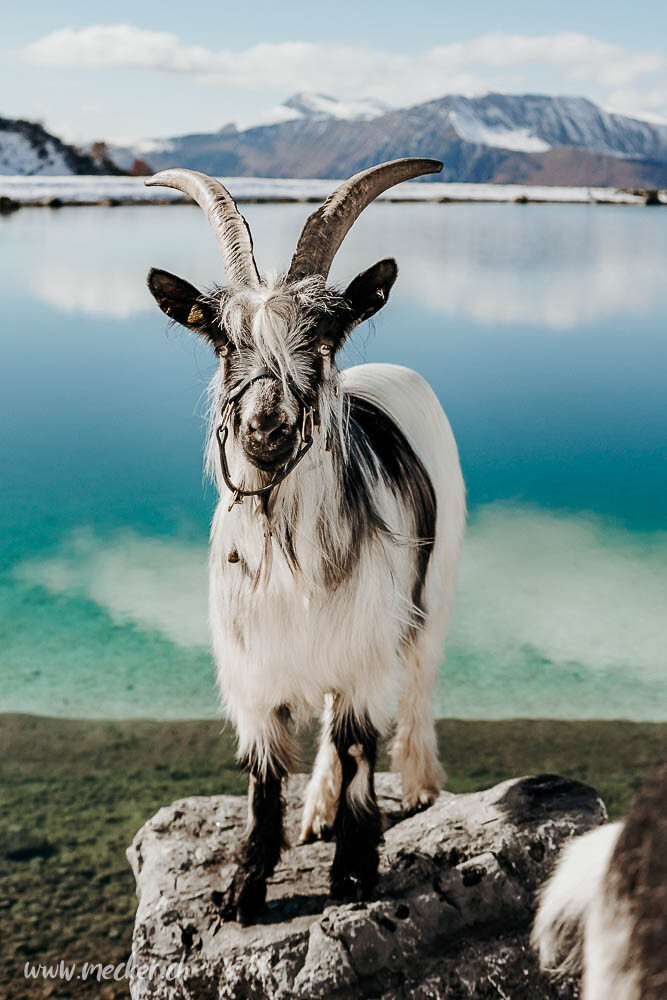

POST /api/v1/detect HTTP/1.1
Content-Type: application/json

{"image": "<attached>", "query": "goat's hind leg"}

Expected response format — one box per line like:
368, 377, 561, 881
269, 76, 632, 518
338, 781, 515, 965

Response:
223, 706, 294, 924
329, 707, 383, 901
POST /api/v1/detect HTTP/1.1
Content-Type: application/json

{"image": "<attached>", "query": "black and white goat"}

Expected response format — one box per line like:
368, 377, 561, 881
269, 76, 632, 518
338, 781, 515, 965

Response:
145, 159, 466, 923
532, 753, 667, 1000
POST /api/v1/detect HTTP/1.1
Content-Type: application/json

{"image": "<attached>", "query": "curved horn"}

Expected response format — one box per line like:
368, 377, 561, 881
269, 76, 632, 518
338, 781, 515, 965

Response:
287, 157, 443, 282
145, 169, 260, 287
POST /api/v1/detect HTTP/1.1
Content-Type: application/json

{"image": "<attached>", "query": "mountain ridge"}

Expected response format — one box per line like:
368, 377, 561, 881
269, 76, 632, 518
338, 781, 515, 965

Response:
2, 92, 666, 186
110, 91, 667, 187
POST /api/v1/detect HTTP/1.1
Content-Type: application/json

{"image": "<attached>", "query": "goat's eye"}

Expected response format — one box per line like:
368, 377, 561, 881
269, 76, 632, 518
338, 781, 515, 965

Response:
318, 342, 332, 357
215, 342, 233, 357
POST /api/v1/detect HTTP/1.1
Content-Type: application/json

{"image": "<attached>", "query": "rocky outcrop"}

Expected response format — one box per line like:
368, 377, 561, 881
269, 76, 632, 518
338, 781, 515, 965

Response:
0, 117, 120, 176
127, 773, 606, 999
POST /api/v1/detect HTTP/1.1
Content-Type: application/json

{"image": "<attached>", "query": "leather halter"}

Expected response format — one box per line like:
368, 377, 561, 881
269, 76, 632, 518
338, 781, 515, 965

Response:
216, 365, 318, 509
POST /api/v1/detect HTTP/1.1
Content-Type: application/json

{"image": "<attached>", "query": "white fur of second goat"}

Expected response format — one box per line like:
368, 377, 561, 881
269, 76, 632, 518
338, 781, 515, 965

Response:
532, 754, 667, 1000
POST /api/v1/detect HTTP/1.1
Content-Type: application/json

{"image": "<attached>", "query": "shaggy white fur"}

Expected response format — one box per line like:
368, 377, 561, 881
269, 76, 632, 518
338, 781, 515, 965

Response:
204, 283, 465, 823
532, 822, 641, 999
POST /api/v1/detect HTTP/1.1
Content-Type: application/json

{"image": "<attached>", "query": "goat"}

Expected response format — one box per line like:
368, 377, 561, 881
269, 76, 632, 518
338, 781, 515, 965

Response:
532, 753, 667, 1000
145, 159, 466, 923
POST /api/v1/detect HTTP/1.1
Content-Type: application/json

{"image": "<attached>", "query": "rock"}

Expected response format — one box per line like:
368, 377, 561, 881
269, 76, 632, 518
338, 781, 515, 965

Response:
0, 195, 19, 215
128, 157, 153, 176
127, 773, 605, 999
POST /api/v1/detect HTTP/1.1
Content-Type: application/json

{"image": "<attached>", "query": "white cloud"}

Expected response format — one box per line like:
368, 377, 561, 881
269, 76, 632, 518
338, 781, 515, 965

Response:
21, 26, 667, 117
429, 33, 664, 88
606, 86, 667, 123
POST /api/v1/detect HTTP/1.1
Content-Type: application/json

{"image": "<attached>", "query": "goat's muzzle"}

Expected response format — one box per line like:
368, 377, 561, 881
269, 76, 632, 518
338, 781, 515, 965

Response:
217, 366, 318, 508
243, 413, 298, 472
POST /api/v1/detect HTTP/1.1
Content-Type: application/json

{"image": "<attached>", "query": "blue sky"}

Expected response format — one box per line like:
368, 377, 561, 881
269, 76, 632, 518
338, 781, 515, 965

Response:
3, 0, 667, 142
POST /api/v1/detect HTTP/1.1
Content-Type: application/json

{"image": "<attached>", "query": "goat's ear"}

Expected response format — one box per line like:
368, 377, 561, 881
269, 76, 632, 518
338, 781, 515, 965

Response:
342, 258, 398, 332
147, 268, 215, 335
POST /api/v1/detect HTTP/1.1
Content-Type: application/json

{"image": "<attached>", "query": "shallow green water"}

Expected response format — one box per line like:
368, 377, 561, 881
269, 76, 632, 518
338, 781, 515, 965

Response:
1, 202, 666, 719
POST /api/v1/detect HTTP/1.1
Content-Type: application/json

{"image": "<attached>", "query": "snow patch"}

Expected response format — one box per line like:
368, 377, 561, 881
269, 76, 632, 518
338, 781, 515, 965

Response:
0, 130, 72, 175
450, 110, 552, 153
284, 92, 389, 121
0, 175, 654, 205
132, 137, 177, 156
234, 91, 389, 132
232, 105, 303, 132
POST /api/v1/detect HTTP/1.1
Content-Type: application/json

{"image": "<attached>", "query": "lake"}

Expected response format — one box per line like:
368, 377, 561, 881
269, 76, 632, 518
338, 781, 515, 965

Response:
1, 201, 666, 720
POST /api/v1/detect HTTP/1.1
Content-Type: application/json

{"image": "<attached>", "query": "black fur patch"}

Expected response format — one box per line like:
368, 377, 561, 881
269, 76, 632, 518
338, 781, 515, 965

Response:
610, 753, 667, 1000
327, 394, 436, 638
329, 711, 383, 901
223, 770, 286, 924
319, 415, 383, 591
224, 709, 292, 924
273, 495, 300, 575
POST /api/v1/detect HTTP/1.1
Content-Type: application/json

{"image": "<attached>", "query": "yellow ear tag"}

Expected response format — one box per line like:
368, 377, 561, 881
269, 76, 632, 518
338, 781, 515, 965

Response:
187, 304, 205, 326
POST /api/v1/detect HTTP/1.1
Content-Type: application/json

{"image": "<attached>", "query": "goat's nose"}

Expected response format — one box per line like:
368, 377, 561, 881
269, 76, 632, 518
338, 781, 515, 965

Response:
249, 413, 288, 446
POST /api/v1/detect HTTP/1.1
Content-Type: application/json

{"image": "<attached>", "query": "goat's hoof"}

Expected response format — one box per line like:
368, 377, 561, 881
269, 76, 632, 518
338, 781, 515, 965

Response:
401, 788, 437, 817
329, 868, 378, 903
299, 822, 334, 845
329, 874, 360, 901
221, 869, 267, 925
299, 803, 337, 844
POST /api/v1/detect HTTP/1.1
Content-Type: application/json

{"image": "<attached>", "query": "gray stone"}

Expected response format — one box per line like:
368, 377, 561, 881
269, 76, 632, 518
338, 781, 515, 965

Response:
127, 773, 605, 999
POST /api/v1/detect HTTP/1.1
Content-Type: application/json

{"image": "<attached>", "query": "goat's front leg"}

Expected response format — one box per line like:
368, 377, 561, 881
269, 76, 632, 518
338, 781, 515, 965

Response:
300, 693, 342, 843
223, 708, 293, 924
329, 707, 383, 901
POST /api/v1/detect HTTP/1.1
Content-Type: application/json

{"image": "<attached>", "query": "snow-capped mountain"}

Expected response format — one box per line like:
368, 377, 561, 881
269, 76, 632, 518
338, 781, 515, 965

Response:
233, 92, 390, 132
431, 93, 667, 160
111, 93, 390, 168
275, 92, 389, 123
0, 117, 112, 176
5, 91, 665, 185
7, 91, 661, 187
109, 91, 667, 187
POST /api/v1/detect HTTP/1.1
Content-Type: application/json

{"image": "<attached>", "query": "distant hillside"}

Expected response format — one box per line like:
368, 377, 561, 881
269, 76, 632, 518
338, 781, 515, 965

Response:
0, 118, 122, 176
112, 91, 667, 188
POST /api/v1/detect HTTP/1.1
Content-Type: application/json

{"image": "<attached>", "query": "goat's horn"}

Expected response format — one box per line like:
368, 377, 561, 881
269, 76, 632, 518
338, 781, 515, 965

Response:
287, 158, 443, 282
145, 169, 260, 288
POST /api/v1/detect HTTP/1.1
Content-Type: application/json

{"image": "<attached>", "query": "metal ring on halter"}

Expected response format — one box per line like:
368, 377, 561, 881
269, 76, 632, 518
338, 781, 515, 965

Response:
216, 366, 319, 507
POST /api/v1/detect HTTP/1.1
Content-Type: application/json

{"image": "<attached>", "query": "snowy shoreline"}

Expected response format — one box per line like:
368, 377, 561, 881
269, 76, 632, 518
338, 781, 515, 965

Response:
0, 174, 664, 206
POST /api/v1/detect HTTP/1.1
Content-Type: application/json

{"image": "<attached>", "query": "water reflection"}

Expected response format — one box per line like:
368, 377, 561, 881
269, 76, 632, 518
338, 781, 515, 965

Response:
1, 203, 666, 720
7, 203, 667, 329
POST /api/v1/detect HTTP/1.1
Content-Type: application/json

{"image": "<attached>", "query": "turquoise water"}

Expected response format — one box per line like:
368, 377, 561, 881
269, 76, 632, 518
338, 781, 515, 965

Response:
1, 202, 666, 719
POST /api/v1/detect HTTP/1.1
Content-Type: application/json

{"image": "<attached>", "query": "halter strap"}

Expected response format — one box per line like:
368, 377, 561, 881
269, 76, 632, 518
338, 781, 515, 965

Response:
216, 366, 319, 509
